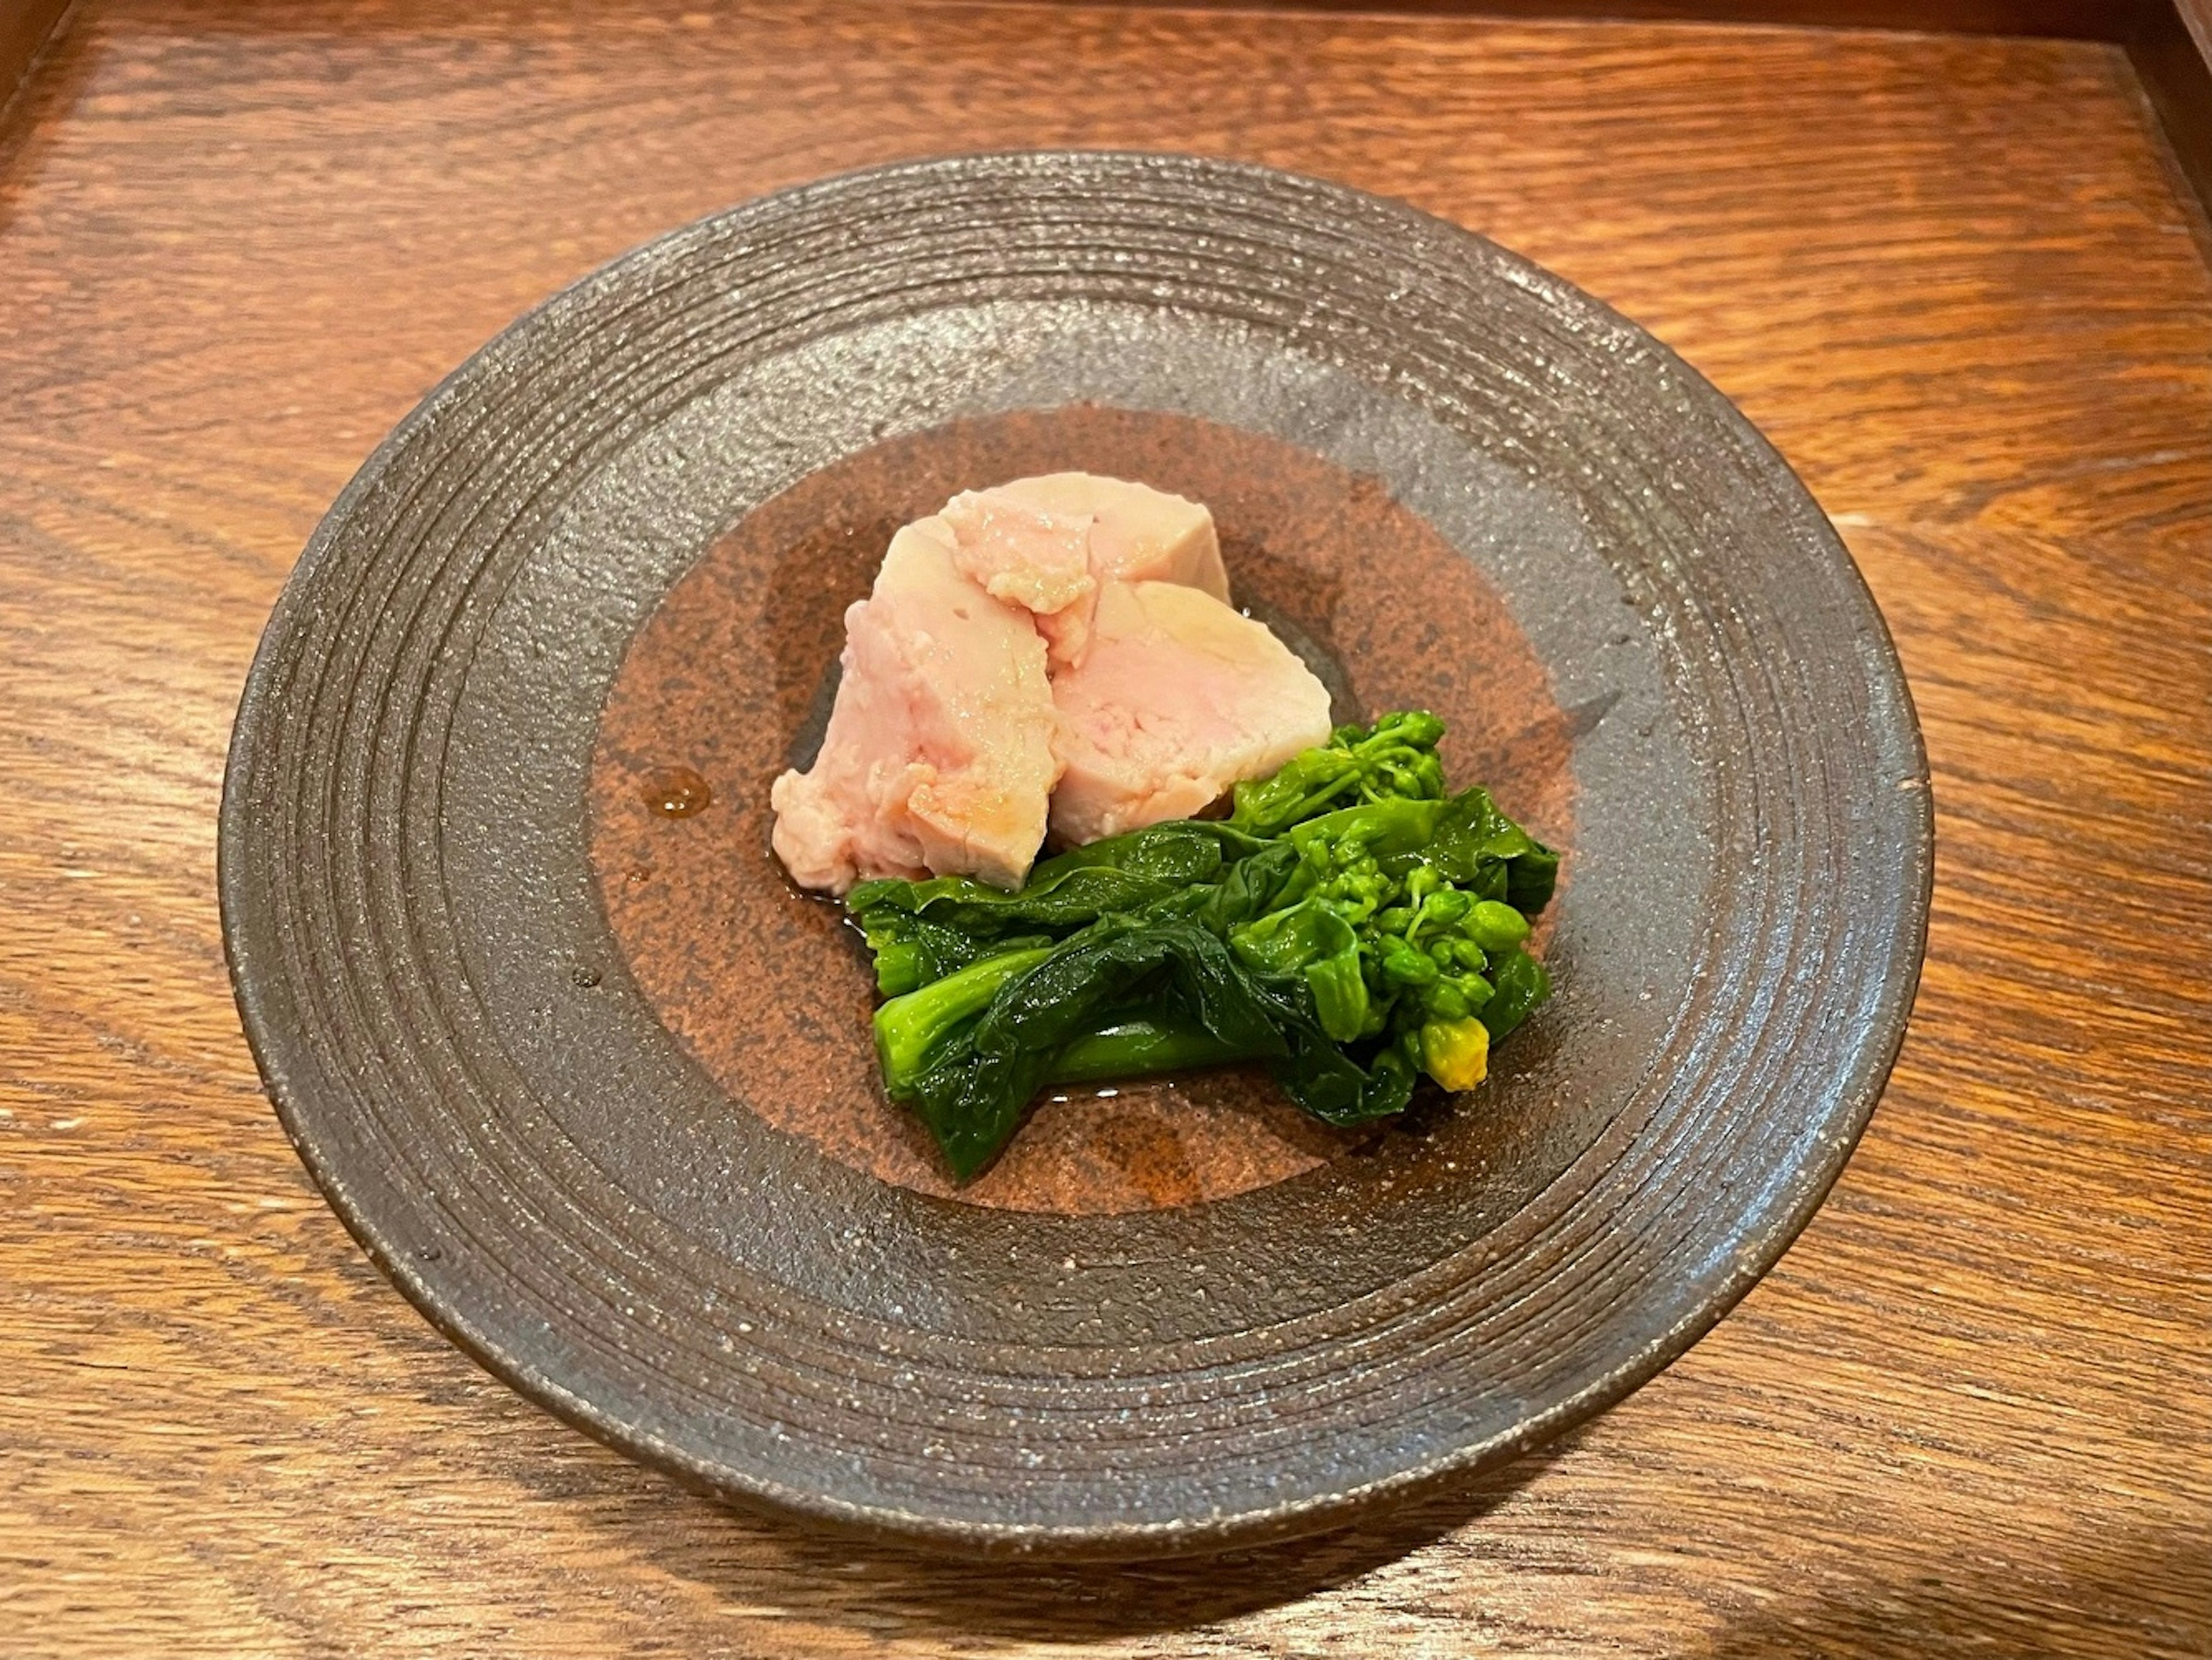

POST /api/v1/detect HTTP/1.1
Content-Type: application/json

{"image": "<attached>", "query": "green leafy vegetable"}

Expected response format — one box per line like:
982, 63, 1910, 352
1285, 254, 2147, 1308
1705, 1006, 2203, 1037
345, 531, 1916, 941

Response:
844, 711, 1559, 1179
1226, 710, 1448, 835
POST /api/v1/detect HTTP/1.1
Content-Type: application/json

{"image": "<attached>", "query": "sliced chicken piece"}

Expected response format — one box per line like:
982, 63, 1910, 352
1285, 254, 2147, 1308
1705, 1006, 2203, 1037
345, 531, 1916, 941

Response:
990, 472, 1229, 602
939, 474, 1232, 671
940, 489, 1098, 668
1049, 580, 1334, 845
769, 516, 1059, 894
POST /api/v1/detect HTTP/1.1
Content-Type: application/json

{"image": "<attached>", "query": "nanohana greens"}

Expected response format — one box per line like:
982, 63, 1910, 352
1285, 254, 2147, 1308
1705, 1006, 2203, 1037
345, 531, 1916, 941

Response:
845, 712, 1558, 1179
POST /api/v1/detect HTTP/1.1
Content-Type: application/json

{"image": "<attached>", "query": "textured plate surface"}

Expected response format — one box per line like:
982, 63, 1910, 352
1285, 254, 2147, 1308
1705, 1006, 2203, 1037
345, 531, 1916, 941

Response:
219, 151, 1931, 1557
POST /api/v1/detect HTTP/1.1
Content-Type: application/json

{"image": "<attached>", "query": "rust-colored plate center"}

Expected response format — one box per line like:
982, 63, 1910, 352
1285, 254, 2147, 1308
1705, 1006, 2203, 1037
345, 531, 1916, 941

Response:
588, 407, 1571, 1215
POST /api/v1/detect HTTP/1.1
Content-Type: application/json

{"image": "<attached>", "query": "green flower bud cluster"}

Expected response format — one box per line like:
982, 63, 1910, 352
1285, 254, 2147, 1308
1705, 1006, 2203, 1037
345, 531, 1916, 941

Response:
1228, 799, 1548, 1090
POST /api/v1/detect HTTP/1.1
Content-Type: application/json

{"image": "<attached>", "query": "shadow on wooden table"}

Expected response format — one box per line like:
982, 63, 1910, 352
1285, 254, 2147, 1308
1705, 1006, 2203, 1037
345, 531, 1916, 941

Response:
615, 1442, 1566, 1641
1696, 1530, 2212, 1660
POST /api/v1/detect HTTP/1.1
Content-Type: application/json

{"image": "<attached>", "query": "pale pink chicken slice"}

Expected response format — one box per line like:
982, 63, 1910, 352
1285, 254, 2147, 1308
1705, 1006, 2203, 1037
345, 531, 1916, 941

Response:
940, 474, 1230, 670
940, 490, 1098, 668
769, 516, 1059, 894
1048, 580, 1334, 845
991, 473, 1229, 601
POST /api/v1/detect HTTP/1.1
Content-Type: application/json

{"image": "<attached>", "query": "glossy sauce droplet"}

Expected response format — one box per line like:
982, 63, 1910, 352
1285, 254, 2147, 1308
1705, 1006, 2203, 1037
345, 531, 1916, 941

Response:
642, 765, 711, 818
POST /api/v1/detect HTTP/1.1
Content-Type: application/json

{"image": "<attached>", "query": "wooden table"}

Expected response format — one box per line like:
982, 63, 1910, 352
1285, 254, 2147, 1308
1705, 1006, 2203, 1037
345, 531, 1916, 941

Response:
3, 3, 2207, 1655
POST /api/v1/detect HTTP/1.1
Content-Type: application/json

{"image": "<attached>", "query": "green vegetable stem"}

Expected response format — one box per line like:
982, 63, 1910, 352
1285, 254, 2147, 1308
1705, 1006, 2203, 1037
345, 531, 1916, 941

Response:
843, 711, 1560, 1180
1050, 1018, 1260, 1083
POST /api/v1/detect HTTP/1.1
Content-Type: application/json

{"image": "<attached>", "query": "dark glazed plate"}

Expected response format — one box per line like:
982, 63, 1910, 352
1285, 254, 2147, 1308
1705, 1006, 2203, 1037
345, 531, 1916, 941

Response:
220, 152, 1931, 1557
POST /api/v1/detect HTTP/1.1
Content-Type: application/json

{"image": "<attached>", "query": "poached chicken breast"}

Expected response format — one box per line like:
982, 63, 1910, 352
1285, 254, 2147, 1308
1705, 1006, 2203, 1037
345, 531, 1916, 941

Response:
986, 473, 1228, 599
768, 515, 1059, 895
770, 474, 1331, 893
938, 489, 1097, 670
940, 474, 1230, 671
1048, 579, 1334, 845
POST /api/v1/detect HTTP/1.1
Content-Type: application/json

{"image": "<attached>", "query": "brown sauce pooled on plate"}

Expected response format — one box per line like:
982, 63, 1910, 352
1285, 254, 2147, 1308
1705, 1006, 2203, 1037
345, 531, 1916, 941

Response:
641, 765, 712, 818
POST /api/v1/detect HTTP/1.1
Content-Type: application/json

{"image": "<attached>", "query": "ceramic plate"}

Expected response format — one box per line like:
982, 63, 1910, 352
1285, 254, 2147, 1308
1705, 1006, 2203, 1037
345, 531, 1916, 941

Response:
220, 152, 1931, 1557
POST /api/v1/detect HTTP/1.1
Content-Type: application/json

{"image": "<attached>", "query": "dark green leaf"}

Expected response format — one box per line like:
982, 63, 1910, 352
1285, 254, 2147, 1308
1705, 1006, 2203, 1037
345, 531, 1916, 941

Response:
1479, 948, 1551, 1040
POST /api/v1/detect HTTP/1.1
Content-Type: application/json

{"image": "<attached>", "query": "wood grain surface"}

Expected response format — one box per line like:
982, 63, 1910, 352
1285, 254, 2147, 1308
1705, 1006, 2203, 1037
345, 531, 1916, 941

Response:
2, 2, 2208, 1655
